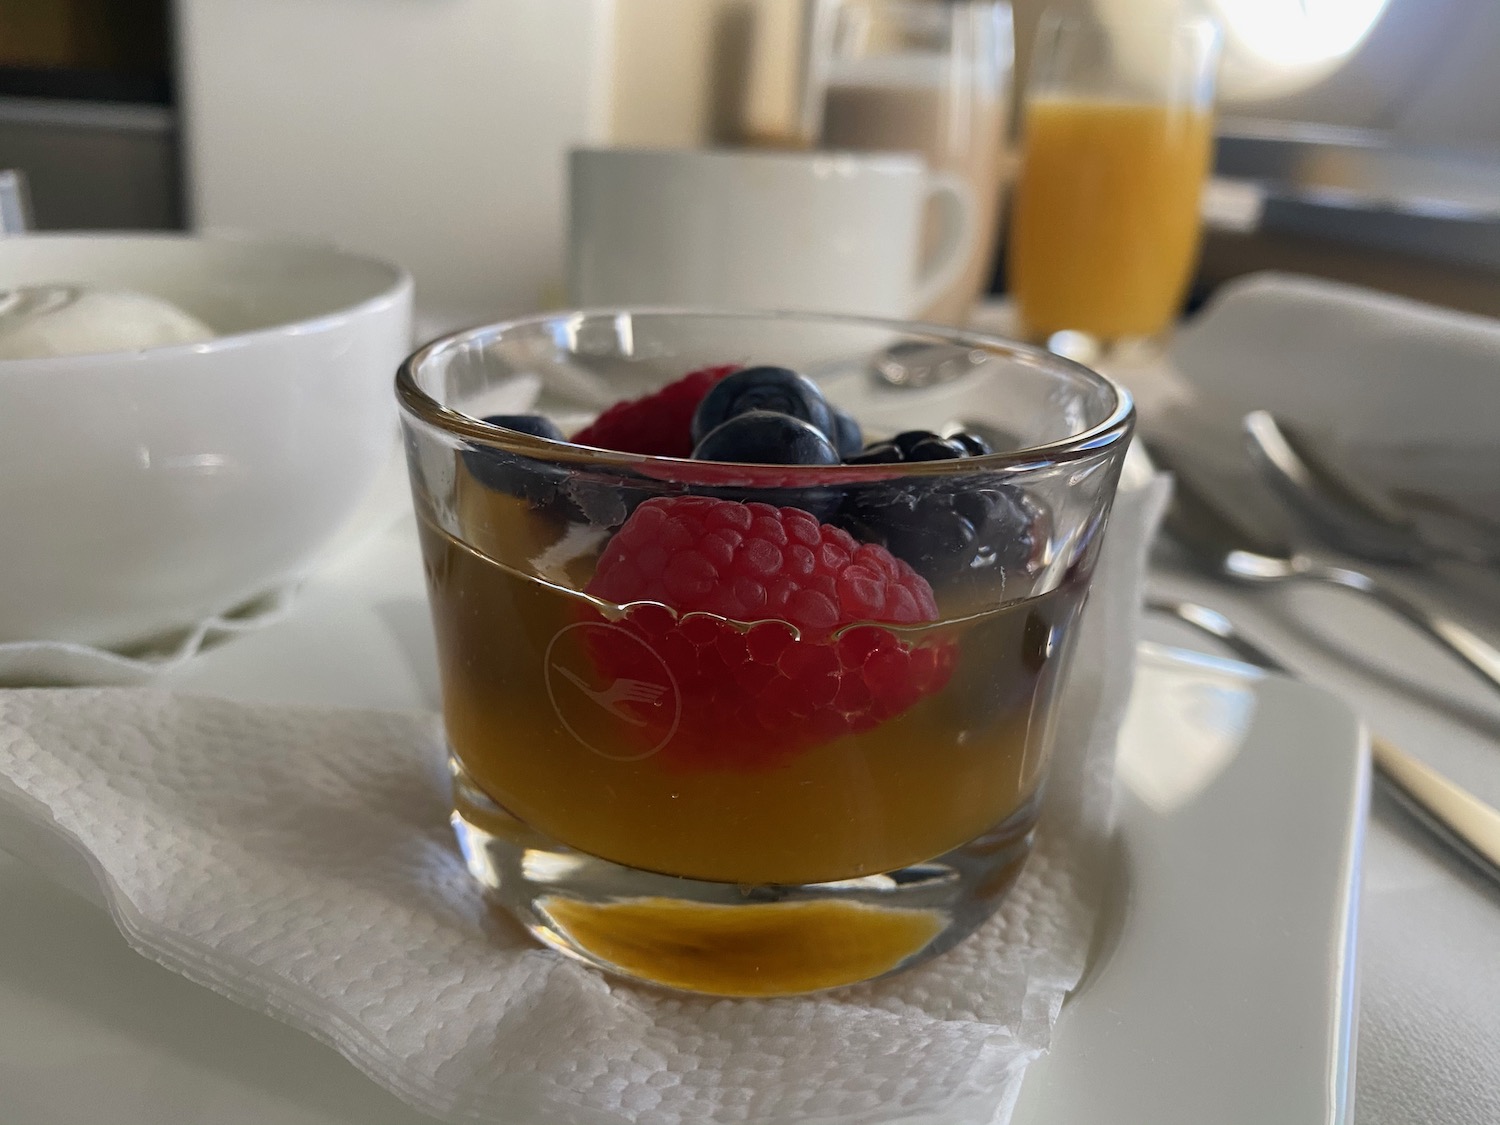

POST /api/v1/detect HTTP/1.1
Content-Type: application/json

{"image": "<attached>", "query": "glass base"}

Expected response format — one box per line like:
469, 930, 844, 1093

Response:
450, 755, 1040, 997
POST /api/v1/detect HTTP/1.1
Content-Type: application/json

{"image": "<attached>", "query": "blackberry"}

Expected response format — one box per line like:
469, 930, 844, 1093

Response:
838, 481, 1046, 590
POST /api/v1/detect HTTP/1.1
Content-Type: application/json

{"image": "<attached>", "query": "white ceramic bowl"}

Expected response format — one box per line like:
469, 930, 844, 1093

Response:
0, 234, 412, 647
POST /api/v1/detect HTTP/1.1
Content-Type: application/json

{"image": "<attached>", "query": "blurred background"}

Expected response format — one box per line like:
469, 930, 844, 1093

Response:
2, 0, 1497, 324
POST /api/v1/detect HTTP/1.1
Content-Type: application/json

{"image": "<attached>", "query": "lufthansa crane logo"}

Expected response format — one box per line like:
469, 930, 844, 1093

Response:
543, 621, 680, 761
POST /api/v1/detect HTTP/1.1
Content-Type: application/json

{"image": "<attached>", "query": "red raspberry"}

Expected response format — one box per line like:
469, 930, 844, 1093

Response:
582, 496, 953, 770
571, 364, 737, 458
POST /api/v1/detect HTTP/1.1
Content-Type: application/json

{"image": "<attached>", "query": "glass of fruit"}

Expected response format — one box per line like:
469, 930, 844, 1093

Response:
397, 310, 1133, 996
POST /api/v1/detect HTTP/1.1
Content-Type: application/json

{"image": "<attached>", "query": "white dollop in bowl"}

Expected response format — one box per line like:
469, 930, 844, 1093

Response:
0, 234, 412, 647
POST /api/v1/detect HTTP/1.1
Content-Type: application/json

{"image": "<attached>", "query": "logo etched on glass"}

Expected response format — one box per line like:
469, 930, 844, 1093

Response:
543, 621, 680, 760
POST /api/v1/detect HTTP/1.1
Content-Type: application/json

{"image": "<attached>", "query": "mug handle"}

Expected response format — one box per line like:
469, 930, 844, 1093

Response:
908, 172, 978, 319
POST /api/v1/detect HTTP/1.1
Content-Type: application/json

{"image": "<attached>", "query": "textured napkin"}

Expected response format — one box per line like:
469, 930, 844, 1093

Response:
1168, 271, 1500, 448
0, 470, 1166, 1125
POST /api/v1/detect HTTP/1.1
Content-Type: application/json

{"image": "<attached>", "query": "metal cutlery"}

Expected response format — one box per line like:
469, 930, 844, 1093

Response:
1243, 410, 1500, 568
1145, 438, 1500, 698
1149, 597, 1500, 887
870, 341, 989, 388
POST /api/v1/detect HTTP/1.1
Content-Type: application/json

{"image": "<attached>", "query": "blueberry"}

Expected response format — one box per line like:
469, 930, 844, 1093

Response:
905, 436, 967, 461
691, 366, 835, 445
832, 409, 863, 459
483, 413, 565, 442
692, 410, 840, 466
460, 413, 573, 511
838, 481, 1045, 589
846, 440, 904, 465
951, 431, 994, 457
892, 430, 943, 456
851, 429, 988, 464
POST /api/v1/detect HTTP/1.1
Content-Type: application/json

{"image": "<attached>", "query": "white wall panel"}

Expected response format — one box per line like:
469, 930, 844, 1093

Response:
179, 0, 612, 327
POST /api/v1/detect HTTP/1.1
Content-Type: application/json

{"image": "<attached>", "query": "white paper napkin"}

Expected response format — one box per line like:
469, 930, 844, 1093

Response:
0, 468, 1165, 1125
1151, 271, 1500, 526
1169, 271, 1500, 448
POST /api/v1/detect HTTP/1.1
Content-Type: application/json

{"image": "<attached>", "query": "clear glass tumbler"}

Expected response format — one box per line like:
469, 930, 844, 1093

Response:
397, 310, 1133, 996
1007, 11, 1221, 345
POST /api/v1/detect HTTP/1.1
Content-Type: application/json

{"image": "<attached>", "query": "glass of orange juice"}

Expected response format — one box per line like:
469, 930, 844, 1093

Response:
1007, 11, 1220, 344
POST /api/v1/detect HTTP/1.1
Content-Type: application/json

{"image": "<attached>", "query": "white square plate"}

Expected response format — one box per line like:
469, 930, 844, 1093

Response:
1013, 643, 1366, 1125
0, 523, 1367, 1125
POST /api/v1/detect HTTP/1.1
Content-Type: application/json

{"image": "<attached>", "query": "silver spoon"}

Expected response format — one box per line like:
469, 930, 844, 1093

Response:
876, 342, 1014, 390
871, 332, 1104, 389
871, 340, 991, 388
1149, 597, 1500, 887
1146, 438, 1500, 698
1244, 410, 1500, 568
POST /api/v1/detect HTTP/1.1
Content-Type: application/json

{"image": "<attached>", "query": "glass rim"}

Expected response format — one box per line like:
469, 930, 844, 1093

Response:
396, 307, 1136, 477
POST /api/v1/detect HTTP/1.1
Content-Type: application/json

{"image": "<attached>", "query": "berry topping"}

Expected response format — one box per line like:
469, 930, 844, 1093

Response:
951, 431, 994, 457
692, 410, 841, 466
844, 429, 993, 465
589, 496, 935, 627
483, 413, 565, 441
573, 364, 738, 458
461, 414, 572, 507
904, 435, 968, 461
838, 483, 1047, 592
832, 409, 863, 459
892, 430, 943, 456
691, 366, 835, 446
845, 440, 904, 465
583, 496, 952, 769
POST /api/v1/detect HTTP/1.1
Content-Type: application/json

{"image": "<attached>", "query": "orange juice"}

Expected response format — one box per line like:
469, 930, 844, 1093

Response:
1008, 97, 1214, 340
421, 479, 1086, 888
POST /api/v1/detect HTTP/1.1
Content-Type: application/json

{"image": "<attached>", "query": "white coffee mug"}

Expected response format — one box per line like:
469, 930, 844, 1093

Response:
568, 147, 975, 318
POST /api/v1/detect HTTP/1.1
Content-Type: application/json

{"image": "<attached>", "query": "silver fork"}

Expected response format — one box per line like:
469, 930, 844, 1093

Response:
1149, 597, 1500, 887
1145, 437, 1500, 698
551, 665, 665, 725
